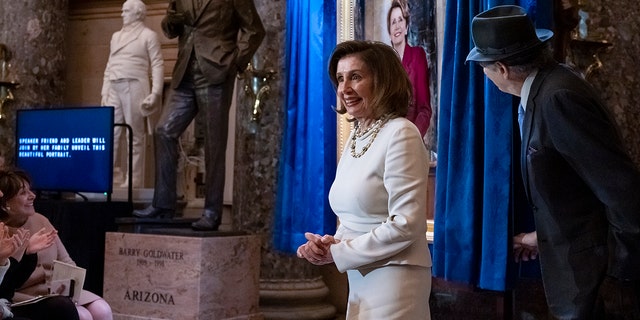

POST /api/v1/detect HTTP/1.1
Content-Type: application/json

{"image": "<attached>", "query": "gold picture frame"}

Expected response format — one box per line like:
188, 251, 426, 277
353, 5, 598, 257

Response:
335, 0, 440, 158
335, 0, 357, 159
336, 0, 439, 238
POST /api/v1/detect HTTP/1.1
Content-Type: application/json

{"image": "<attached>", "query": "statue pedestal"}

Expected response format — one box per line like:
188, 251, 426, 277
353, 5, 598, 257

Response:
115, 217, 198, 234
103, 231, 261, 320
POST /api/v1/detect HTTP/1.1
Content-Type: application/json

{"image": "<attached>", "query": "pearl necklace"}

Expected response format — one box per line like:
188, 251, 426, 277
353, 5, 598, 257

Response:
350, 115, 390, 158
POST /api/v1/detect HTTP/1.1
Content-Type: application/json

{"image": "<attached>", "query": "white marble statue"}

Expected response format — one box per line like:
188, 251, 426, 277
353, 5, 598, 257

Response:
101, 0, 164, 188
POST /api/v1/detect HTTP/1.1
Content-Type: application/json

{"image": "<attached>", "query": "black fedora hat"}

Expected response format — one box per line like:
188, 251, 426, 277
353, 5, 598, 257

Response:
466, 5, 553, 62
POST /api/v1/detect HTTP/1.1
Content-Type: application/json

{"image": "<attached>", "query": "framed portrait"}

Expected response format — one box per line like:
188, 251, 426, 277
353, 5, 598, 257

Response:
336, 0, 439, 156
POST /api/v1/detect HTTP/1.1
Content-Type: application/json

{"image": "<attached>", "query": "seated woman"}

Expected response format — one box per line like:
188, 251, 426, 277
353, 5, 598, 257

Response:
0, 169, 113, 320
0, 220, 79, 319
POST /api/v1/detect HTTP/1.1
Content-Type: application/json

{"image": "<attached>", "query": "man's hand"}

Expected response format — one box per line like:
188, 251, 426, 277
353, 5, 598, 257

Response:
513, 231, 538, 262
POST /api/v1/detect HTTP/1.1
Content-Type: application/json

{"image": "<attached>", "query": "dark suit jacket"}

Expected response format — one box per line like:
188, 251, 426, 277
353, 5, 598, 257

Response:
0, 254, 36, 301
162, 0, 265, 88
521, 63, 640, 318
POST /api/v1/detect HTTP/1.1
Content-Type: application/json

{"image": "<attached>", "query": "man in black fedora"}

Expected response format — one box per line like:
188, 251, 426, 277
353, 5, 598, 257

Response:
467, 5, 640, 319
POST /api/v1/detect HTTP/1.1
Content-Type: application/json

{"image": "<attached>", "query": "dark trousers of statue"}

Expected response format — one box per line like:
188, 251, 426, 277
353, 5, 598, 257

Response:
152, 55, 234, 222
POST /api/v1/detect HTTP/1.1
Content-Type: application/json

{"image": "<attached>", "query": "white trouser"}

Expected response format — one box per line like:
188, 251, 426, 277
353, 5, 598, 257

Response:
105, 78, 148, 188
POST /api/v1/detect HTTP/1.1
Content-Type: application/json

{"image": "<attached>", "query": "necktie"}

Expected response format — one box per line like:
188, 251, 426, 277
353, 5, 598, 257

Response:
517, 104, 525, 139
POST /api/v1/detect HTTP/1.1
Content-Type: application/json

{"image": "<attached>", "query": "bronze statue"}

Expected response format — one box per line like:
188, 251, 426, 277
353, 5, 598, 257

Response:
133, 0, 265, 231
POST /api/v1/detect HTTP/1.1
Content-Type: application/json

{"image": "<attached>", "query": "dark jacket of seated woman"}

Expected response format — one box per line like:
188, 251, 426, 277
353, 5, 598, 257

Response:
0, 253, 79, 320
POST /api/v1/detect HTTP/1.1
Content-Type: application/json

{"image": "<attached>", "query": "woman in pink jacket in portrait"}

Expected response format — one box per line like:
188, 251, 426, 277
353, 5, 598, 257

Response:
387, 0, 432, 139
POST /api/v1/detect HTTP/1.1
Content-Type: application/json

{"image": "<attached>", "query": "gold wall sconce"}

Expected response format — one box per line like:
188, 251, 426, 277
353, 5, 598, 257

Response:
239, 61, 277, 125
568, 38, 612, 80
0, 44, 19, 120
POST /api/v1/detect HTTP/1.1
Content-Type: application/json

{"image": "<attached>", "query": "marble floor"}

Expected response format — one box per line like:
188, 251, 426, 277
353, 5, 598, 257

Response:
428, 277, 550, 320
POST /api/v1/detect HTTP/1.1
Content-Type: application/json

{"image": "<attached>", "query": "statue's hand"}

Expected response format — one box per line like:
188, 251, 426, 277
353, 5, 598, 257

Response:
166, 9, 186, 26
140, 93, 159, 116
142, 94, 157, 107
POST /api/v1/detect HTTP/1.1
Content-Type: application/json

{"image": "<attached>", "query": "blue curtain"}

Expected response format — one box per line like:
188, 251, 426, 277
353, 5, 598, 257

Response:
274, 1, 337, 253
433, 0, 552, 291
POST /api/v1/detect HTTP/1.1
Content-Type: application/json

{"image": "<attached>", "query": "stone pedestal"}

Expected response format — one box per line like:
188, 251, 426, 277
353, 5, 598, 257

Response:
103, 231, 261, 320
114, 217, 198, 234
259, 277, 337, 319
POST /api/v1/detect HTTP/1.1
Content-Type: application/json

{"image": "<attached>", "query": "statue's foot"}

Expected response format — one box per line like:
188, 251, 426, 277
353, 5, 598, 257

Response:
191, 211, 221, 231
132, 206, 175, 219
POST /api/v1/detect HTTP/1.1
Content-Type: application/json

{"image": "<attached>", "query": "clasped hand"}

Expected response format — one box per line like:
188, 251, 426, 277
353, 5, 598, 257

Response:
296, 232, 339, 265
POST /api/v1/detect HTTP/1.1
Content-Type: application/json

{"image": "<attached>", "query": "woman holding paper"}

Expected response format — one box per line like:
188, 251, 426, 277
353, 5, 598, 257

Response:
0, 168, 112, 320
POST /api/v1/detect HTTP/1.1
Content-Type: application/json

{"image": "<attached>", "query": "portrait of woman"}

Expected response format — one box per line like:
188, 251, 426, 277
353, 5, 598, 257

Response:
387, 0, 432, 139
356, 0, 437, 151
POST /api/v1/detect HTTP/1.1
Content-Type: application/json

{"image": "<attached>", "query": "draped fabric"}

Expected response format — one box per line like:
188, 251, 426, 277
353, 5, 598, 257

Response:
433, 0, 552, 291
274, 1, 337, 253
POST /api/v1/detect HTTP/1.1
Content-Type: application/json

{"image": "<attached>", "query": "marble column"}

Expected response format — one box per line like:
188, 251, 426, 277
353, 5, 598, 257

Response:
576, 0, 640, 167
233, 1, 337, 319
0, 0, 68, 165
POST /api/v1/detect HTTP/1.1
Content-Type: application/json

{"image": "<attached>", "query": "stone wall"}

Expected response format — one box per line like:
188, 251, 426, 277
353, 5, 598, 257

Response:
577, 1, 640, 167
0, 0, 68, 164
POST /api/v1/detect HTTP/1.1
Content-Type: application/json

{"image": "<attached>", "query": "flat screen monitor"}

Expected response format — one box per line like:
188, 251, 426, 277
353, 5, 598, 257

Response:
15, 107, 114, 195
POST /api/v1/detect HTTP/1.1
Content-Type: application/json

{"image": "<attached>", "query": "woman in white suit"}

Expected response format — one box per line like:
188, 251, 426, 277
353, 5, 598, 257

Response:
297, 40, 432, 319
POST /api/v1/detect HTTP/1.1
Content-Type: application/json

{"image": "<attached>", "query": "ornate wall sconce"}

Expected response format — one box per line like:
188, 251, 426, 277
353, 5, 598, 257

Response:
0, 44, 19, 120
565, 4, 613, 80
568, 38, 612, 80
239, 61, 277, 124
